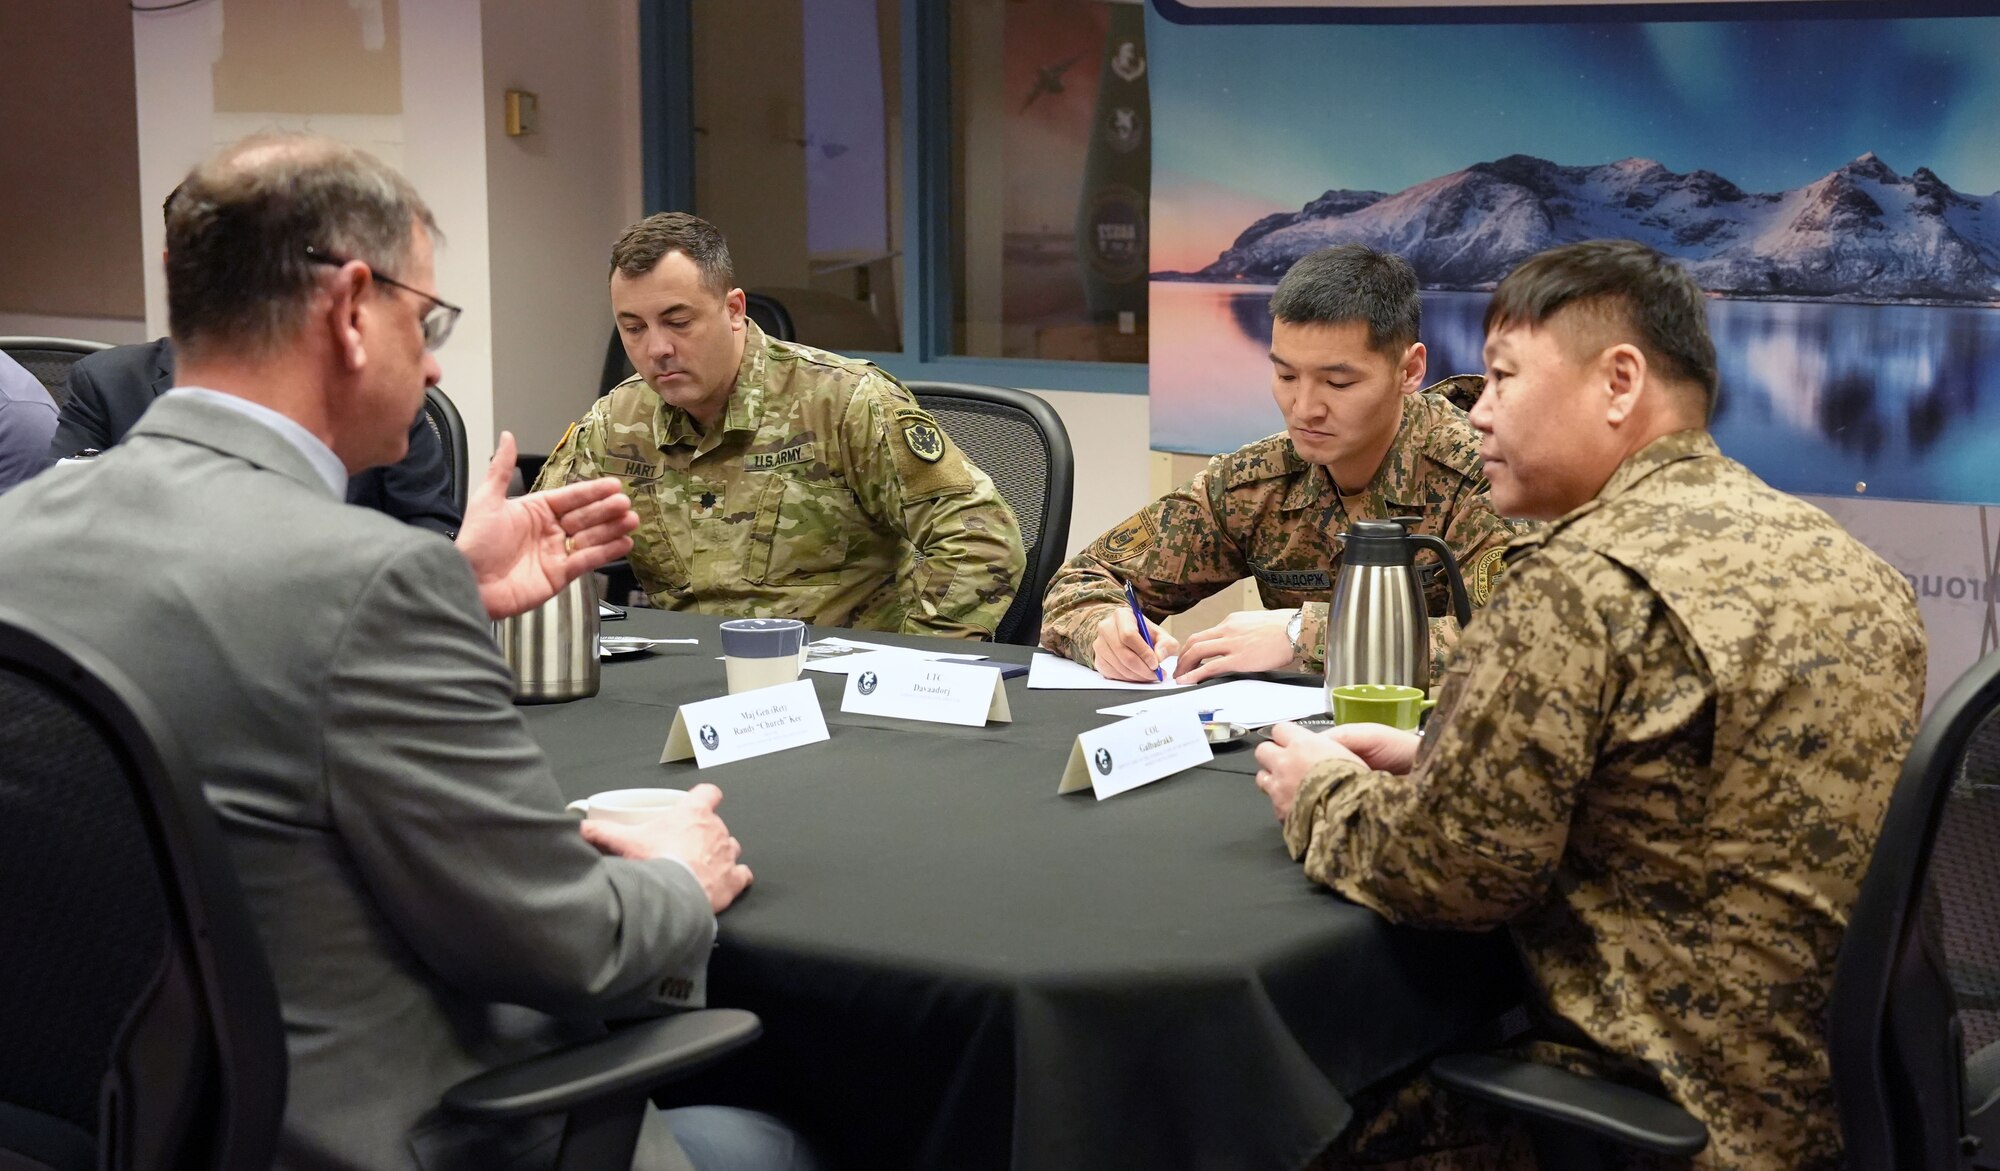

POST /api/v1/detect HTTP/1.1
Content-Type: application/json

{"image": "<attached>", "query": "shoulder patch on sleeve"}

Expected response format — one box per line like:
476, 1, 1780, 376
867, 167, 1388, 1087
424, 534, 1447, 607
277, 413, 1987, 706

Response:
1095, 512, 1158, 563
1467, 545, 1509, 606
888, 406, 974, 499
898, 410, 946, 463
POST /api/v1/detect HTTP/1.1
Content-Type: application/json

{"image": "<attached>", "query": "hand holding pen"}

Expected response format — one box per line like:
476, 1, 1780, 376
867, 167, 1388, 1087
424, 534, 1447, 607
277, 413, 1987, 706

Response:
1124, 581, 1164, 682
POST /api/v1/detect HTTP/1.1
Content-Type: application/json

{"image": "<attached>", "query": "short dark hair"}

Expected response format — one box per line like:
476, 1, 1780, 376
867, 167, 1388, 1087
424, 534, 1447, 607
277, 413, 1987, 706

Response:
166, 135, 437, 361
1484, 239, 1719, 417
1267, 244, 1421, 356
609, 212, 734, 294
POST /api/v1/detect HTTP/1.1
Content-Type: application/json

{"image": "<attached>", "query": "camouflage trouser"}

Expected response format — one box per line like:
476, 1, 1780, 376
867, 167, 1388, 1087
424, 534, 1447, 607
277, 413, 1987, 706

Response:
1308, 1043, 1696, 1171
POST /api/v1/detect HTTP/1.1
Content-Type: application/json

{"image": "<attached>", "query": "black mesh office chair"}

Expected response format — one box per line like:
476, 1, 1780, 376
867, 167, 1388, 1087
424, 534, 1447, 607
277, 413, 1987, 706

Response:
0, 607, 762, 1171
421, 384, 469, 514
596, 292, 798, 399
0, 337, 110, 410
1829, 648, 2000, 1171
0, 606, 287, 1171
905, 382, 1073, 646
1426, 651, 2000, 1170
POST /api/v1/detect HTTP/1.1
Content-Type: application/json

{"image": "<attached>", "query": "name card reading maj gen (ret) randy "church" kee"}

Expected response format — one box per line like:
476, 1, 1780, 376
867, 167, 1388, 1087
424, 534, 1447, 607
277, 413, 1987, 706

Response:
661, 679, 830, 768
1059, 711, 1213, 800
837, 653, 1012, 727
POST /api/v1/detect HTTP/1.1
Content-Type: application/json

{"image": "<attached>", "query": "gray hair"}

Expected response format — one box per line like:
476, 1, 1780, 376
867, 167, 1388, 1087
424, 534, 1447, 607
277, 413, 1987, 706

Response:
166, 134, 438, 360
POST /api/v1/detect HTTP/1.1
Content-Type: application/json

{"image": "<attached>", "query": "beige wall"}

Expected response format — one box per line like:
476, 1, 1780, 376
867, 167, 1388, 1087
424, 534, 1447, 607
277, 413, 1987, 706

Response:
134, 0, 504, 453
481, 0, 642, 452
0, 1, 144, 326
214, 0, 402, 114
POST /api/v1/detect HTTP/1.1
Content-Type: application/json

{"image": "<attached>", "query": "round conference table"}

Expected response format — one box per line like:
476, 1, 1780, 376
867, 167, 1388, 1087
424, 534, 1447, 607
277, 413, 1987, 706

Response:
519, 609, 1522, 1171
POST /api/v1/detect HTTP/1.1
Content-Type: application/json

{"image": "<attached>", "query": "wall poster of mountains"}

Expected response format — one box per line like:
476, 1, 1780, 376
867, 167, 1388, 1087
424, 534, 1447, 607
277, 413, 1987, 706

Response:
1146, 7, 2000, 505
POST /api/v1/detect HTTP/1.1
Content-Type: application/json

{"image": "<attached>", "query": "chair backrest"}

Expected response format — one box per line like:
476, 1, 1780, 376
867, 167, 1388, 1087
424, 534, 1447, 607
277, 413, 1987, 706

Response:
744, 292, 796, 343
422, 384, 469, 514
1830, 649, 2000, 1171
0, 337, 111, 410
0, 608, 286, 1171
904, 382, 1073, 646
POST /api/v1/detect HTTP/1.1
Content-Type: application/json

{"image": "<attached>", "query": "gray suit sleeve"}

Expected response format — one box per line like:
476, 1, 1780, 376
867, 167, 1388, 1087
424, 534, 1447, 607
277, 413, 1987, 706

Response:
322, 538, 714, 1017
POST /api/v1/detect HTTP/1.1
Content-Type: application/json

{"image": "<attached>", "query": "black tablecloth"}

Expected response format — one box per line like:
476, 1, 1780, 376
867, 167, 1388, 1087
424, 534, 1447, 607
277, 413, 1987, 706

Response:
521, 611, 1521, 1171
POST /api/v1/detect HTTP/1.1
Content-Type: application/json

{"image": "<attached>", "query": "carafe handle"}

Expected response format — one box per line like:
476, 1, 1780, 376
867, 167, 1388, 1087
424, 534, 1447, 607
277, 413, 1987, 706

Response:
1408, 532, 1473, 627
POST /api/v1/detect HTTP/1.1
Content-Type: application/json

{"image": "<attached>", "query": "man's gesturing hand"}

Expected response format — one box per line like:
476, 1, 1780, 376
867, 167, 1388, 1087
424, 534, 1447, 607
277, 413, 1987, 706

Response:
456, 430, 640, 620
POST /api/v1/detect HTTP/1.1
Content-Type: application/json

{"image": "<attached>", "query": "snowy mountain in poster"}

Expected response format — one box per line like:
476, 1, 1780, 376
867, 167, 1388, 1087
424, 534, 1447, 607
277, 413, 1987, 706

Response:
1174, 153, 2000, 304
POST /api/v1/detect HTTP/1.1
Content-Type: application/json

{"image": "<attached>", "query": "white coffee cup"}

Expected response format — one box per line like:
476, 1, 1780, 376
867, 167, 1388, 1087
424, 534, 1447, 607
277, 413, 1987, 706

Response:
565, 787, 690, 824
720, 618, 808, 694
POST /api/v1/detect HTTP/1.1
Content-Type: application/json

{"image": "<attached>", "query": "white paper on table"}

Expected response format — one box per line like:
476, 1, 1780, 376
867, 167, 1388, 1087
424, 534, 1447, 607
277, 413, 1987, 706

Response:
803, 636, 988, 675
1026, 652, 1192, 691
1096, 679, 1327, 728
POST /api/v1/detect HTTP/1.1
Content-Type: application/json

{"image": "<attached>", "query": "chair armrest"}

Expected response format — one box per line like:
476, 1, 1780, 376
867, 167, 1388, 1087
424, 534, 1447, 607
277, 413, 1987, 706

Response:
443, 1009, 761, 1122
1428, 1051, 1709, 1157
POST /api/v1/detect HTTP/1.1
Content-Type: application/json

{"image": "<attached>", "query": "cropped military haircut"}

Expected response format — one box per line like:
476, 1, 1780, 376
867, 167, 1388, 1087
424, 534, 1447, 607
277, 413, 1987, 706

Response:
1485, 239, 1719, 419
609, 212, 734, 296
1267, 244, 1421, 358
166, 135, 437, 362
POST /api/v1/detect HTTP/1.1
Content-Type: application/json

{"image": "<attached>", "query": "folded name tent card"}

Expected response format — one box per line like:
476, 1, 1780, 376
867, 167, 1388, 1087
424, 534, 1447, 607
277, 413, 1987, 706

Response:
837, 653, 1012, 727
661, 679, 830, 767
1059, 711, 1213, 800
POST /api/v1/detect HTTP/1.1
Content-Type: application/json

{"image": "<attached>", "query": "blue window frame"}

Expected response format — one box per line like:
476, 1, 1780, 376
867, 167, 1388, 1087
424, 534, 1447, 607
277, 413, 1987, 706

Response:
637, 0, 1148, 395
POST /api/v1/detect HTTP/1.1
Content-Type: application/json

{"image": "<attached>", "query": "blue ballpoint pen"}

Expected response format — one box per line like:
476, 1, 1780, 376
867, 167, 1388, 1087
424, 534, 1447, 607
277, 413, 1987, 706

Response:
1122, 581, 1164, 682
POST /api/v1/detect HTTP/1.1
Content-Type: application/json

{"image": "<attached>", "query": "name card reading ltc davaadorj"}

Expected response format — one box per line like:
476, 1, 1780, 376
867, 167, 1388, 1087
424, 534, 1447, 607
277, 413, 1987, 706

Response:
661, 679, 830, 768
1059, 711, 1212, 800
838, 653, 1012, 728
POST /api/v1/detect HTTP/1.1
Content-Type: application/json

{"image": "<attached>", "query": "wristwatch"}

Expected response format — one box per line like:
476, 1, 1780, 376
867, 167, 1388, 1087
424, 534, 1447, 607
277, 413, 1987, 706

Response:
1284, 609, 1307, 665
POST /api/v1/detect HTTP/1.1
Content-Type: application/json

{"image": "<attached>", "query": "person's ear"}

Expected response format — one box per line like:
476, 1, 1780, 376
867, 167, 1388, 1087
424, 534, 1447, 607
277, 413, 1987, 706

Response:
321, 261, 376, 372
1602, 343, 1646, 426
1399, 341, 1428, 394
724, 288, 747, 332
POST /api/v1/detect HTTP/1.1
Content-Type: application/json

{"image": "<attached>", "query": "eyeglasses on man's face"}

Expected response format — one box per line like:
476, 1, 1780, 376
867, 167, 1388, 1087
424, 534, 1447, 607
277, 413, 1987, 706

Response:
305, 245, 461, 351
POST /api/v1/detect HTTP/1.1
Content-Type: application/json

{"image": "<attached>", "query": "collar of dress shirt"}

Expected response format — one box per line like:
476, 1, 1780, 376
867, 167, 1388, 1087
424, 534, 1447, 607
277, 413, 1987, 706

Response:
165, 386, 350, 496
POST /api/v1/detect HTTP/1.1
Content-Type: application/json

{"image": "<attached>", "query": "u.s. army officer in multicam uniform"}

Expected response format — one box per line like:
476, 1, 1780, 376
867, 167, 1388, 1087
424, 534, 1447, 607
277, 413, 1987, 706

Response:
536, 212, 1024, 640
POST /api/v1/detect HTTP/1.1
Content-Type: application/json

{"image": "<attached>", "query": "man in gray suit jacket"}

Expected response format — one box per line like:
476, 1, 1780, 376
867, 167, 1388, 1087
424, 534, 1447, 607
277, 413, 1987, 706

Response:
0, 135, 809, 1171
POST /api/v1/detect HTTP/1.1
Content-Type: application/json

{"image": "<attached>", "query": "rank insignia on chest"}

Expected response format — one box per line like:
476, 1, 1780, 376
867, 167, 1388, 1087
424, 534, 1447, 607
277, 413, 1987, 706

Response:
902, 420, 946, 463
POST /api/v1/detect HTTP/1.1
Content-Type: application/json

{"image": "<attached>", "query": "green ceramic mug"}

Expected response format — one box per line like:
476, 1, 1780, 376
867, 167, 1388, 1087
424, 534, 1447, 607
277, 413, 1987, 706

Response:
1330, 683, 1435, 731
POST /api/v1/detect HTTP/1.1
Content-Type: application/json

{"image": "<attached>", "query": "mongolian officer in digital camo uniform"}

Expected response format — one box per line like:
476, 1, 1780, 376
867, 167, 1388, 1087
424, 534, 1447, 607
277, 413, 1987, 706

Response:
535, 212, 1024, 639
1259, 241, 1928, 1171
1039, 244, 1527, 684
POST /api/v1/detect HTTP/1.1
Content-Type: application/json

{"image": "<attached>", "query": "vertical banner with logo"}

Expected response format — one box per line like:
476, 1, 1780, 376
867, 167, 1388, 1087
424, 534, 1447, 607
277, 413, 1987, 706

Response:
1077, 0, 1150, 344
